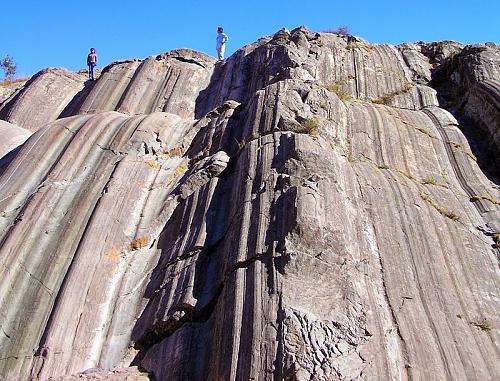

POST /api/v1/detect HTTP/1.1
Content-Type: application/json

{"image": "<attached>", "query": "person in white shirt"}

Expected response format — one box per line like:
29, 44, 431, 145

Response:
216, 26, 229, 61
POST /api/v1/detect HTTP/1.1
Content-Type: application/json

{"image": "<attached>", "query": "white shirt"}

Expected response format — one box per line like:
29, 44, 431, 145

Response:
216, 33, 228, 48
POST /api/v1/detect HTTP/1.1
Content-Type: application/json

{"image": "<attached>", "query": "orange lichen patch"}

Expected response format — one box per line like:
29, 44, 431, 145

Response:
129, 235, 150, 251
162, 146, 183, 158
106, 247, 121, 266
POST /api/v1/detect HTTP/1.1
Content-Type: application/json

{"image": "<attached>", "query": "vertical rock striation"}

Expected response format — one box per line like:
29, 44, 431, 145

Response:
0, 27, 498, 380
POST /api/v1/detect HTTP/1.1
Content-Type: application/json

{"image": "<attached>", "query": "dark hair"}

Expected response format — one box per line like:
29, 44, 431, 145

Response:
217, 26, 223, 33
90, 48, 95, 52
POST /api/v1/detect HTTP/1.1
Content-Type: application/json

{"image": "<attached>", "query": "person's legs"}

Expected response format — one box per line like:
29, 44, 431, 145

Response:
219, 45, 226, 60
90, 63, 95, 80
217, 46, 222, 60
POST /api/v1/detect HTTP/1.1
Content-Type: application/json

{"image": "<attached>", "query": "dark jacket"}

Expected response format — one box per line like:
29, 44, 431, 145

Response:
87, 53, 97, 65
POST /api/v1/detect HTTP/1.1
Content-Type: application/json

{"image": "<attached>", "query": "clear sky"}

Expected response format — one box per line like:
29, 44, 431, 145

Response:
2, 0, 499, 77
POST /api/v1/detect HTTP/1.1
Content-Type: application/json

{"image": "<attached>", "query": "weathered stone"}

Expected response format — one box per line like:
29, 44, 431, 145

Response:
47, 366, 149, 381
0, 27, 498, 381
0, 120, 31, 158
0, 68, 87, 132
0, 79, 29, 106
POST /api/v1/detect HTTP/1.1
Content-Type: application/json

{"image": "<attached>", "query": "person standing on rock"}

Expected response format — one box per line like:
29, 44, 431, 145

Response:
87, 48, 98, 80
216, 27, 229, 61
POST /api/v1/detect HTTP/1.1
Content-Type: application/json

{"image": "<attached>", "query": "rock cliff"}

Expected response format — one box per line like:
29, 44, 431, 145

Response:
0, 27, 499, 381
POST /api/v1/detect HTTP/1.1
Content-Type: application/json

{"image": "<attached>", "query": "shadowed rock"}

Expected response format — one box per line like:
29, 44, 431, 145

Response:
0, 27, 499, 381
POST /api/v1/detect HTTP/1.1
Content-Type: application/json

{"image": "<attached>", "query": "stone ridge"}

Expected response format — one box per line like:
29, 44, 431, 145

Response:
0, 26, 499, 381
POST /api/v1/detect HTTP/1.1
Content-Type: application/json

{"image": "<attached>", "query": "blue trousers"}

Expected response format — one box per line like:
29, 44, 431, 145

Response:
88, 63, 96, 80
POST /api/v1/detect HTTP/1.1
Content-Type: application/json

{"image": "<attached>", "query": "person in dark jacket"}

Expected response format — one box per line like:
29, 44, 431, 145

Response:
87, 48, 98, 80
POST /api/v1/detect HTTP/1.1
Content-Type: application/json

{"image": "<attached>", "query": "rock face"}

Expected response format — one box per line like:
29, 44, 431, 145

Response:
0, 120, 31, 158
0, 27, 499, 381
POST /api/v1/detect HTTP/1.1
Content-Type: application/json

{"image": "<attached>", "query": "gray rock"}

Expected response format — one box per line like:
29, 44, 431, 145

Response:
0, 120, 31, 158
0, 27, 498, 381
0, 68, 87, 132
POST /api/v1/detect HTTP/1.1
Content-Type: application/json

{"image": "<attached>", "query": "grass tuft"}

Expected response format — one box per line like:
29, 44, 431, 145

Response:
371, 82, 415, 106
162, 147, 183, 158
420, 192, 460, 221
416, 127, 436, 139
471, 318, 493, 332
291, 118, 319, 136
146, 160, 157, 168
0, 77, 29, 87
469, 195, 500, 205
173, 162, 189, 177
129, 235, 150, 251
346, 43, 361, 50
372, 94, 393, 105
421, 176, 436, 185
325, 81, 353, 101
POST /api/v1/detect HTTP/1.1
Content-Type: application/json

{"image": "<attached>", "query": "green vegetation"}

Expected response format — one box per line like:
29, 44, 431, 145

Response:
402, 82, 415, 92
371, 82, 415, 106
0, 77, 29, 87
471, 318, 493, 332
421, 176, 437, 185
415, 127, 436, 139
447, 140, 477, 161
325, 80, 353, 101
468, 152, 477, 161
146, 160, 157, 168
322, 25, 351, 35
372, 94, 393, 105
291, 118, 319, 136
346, 43, 361, 50
0, 55, 17, 80
420, 192, 460, 221
469, 195, 500, 205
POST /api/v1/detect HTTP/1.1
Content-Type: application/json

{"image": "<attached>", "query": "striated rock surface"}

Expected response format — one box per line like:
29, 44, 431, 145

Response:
0, 27, 499, 381
0, 79, 29, 107
0, 120, 32, 158
0, 69, 87, 132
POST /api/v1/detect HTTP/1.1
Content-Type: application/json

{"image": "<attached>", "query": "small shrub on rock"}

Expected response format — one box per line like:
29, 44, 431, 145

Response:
292, 118, 319, 136
0, 55, 17, 80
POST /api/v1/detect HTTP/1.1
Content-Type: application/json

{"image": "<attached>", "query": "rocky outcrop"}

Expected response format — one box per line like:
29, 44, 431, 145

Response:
0, 120, 31, 158
425, 42, 500, 181
0, 27, 498, 381
0, 79, 29, 107
0, 69, 88, 132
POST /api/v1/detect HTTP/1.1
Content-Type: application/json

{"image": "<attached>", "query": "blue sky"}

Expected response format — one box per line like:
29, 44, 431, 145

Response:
2, 0, 499, 77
